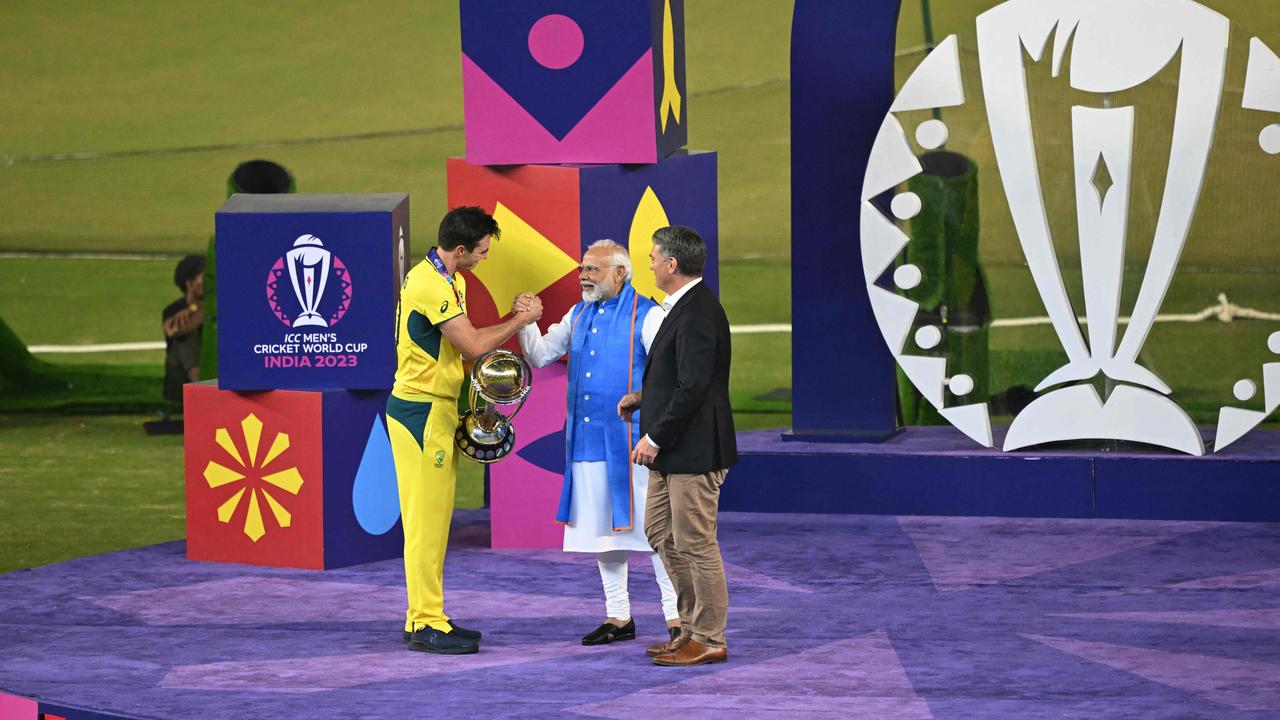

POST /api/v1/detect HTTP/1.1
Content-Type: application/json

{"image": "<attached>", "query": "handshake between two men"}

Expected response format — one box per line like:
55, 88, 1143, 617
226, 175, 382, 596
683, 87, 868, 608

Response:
511, 291, 543, 324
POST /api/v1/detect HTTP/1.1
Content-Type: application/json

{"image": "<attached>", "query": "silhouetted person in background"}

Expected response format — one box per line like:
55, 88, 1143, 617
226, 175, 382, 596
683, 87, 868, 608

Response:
161, 254, 206, 421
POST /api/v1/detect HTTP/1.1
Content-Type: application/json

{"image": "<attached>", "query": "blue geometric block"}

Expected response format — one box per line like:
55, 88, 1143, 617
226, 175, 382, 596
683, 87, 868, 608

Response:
215, 194, 409, 391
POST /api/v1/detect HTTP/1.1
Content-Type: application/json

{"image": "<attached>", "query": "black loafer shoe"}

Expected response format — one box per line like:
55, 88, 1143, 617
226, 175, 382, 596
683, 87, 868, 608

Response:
406, 626, 479, 654
581, 619, 636, 646
403, 622, 482, 643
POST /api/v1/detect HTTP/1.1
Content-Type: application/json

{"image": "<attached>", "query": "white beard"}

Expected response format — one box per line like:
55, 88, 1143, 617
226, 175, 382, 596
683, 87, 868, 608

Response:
581, 279, 618, 303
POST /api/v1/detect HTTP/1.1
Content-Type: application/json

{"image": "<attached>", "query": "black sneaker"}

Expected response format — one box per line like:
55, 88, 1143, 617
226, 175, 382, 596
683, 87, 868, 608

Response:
402, 622, 482, 643
581, 619, 636, 646
406, 626, 479, 655
447, 622, 483, 641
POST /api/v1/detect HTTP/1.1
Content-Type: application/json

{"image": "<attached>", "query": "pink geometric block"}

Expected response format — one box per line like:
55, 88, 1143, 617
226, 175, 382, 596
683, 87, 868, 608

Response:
489, 363, 570, 548
0, 692, 37, 720
462, 52, 656, 165
460, 0, 687, 164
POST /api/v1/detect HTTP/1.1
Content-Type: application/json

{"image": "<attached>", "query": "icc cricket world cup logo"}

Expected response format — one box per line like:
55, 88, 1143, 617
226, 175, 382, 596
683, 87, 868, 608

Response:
862, 0, 1280, 455
287, 235, 332, 327
266, 234, 353, 328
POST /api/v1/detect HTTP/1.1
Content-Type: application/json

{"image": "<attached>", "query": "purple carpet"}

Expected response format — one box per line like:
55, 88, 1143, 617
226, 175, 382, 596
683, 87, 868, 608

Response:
2, 510, 1279, 719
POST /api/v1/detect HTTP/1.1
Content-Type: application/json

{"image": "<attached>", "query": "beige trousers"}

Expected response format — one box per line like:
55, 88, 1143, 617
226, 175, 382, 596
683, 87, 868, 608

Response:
644, 468, 729, 647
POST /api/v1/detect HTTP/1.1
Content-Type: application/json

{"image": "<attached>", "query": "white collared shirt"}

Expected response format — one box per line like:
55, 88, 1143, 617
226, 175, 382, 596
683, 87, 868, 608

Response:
644, 276, 703, 450
659, 276, 701, 315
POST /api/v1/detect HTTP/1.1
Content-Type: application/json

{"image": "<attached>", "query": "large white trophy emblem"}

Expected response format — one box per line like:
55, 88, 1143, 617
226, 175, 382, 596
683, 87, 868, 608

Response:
861, 0, 1280, 455
287, 234, 332, 328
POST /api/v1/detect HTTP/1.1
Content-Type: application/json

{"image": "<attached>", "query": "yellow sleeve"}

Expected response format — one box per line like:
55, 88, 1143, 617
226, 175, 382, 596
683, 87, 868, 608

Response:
407, 271, 464, 326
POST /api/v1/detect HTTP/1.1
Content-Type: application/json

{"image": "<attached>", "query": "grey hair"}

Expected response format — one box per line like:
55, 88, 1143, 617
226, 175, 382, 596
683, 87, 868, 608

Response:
651, 226, 706, 276
586, 238, 633, 283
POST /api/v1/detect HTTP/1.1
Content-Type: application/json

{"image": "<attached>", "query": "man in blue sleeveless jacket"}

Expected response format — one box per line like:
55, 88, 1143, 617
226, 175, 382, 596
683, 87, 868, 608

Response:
517, 239, 680, 646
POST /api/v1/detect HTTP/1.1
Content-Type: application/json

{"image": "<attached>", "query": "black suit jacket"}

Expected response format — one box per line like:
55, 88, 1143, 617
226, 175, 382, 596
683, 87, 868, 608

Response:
640, 280, 737, 474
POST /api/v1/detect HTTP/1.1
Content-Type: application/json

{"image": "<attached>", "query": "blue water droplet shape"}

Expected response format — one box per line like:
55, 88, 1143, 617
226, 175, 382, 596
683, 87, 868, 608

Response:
352, 414, 400, 535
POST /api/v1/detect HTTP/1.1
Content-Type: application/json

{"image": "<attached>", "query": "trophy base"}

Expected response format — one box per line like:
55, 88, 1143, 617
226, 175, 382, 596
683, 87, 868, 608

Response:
456, 411, 516, 464
291, 314, 329, 328
1003, 384, 1204, 456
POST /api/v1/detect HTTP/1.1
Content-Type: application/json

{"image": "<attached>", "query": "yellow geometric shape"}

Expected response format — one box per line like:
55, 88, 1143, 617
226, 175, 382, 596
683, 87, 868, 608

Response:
476, 202, 578, 310
241, 413, 263, 467
628, 186, 671, 303
261, 489, 292, 529
216, 488, 246, 523
261, 432, 290, 469
214, 428, 245, 467
203, 461, 245, 489
263, 466, 304, 495
244, 490, 266, 542
660, 0, 682, 132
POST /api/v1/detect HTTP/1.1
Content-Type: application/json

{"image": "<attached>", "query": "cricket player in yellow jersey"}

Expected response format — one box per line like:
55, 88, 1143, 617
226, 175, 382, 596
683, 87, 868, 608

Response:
390, 206, 542, 654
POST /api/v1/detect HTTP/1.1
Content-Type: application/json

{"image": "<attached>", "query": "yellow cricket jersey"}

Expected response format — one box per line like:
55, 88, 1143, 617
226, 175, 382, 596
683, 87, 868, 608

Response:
392, 259, 467, 400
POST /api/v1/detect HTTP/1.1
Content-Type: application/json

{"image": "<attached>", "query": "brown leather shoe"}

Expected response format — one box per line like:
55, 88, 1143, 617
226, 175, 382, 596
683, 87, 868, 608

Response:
651, 638, 727, 666
645, 632, 689, 657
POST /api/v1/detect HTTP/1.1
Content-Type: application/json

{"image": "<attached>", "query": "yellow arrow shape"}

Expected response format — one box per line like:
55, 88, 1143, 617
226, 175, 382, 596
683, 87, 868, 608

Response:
475, 202, 579, 310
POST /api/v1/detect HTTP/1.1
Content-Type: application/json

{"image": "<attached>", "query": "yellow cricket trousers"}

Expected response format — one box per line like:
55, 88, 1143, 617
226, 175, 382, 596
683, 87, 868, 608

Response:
386, 392, 459, 633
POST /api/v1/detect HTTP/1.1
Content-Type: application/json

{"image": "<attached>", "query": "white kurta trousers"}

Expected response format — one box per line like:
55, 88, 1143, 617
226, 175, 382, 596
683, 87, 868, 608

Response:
563, 461, 653, 551
564, 461, 678, 620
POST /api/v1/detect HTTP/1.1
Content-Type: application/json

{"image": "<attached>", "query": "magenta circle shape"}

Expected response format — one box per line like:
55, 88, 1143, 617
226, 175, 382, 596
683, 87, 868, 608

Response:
528, 14, 584, 70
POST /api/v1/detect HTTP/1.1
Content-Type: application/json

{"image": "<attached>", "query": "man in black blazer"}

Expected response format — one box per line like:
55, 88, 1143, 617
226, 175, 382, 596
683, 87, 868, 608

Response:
618, 225, 736, 666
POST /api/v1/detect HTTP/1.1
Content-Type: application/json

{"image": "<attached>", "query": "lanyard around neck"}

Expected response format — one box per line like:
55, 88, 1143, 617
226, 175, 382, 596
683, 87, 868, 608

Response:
427, 248, 463, 307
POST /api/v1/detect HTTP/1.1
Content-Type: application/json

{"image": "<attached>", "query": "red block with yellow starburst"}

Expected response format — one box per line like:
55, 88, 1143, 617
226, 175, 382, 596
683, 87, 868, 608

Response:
184, 381, 401, 569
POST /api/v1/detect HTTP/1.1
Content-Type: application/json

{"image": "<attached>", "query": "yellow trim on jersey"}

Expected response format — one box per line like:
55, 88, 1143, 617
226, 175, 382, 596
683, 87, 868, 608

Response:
393, 260, 468, 400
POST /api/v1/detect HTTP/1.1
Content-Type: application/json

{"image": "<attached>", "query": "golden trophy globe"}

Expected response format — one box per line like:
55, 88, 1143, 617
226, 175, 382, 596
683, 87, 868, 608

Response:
454, 350, 532, 463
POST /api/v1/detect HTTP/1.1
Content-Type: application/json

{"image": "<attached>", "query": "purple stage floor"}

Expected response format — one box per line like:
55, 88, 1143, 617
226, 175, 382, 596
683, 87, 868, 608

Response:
2, 510, 1279, 719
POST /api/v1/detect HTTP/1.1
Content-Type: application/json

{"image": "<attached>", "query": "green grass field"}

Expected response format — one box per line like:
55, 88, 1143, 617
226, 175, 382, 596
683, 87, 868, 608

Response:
2, 0, 1278, 572
0, 414, 186, 574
